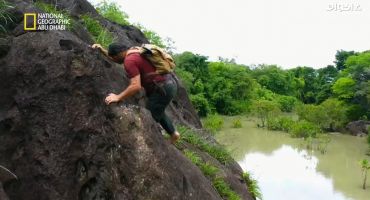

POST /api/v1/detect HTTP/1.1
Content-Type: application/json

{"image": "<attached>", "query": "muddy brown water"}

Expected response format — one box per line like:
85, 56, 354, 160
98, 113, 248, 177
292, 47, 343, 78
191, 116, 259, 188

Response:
215, 116, 370, 200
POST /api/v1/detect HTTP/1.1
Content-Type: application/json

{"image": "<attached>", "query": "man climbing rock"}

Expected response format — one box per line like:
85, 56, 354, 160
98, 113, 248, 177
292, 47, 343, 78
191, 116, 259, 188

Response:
91, 43, 181, 144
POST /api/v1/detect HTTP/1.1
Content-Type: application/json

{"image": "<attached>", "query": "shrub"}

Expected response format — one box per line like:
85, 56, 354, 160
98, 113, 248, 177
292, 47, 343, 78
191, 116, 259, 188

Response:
81, 14, 115, 48
290, 120, 322, 138
267, 116, 294, 132
96, 0, 130, 25
190, 93, 211, 117
203, 114, 224, 133
242, 172, 262, 200
277, 95, 297, 112
232, 118, 242, 128
251, 100, 281, 127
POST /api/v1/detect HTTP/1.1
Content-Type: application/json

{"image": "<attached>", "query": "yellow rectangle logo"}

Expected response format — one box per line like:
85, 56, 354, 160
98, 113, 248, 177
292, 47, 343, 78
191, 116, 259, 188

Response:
24, 13, 36, 30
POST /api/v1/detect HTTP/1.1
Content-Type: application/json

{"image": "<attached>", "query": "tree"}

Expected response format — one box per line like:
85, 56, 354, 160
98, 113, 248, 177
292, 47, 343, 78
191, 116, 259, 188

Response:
334, 50, 357, 70
251, 100, 280, 127
174, 52, 209, 82
332, 77, 356, 100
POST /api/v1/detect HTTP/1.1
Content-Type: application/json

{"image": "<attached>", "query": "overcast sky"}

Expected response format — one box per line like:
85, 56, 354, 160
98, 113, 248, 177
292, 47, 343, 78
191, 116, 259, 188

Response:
92, 0, 370, 69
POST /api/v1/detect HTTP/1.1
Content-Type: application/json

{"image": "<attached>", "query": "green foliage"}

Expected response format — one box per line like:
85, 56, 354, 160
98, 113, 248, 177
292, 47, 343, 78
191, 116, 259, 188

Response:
203, 114, 224, 133
297, 99, 348, 131
213, 177, 241, 200
183, 149, 240, 199
0, 0, 13, 33
174, 52, 209, 82
267, 116, 294, 132
34, 1, 74, 30
177, 126, 232, 164
277, 95, 297, 112
251, 100, 281, 127
242, 172, 262, 200
335, 50, 357, 70
190, 93, 212, 117
81, 14, 114, 48
135, 23, 166, 48
290, 120, 321, 138
332, 77, 356, 99
174, 68, 194, 91
251, 65, 295, 96
96, 0, 130, 25
232, 118, 242, 128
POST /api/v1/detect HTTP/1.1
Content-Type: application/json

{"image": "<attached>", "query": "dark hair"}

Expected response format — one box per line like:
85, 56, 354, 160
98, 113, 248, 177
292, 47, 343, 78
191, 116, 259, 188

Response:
108, 43, 130, 56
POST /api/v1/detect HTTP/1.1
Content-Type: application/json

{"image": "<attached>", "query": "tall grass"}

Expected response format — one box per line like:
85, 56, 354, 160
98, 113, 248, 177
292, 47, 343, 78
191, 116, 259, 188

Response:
177, 126, 232, 164
81, 14, 114, 48
242, 172, 262, 200
203, 114, 224, 134
183, 150, 240, 200
0, 0, 14, 33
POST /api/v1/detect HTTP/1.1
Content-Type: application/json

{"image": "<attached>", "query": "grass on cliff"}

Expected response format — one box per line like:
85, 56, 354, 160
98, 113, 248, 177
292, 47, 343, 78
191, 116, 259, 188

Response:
242, 171, 262, 200
183, 150, 241, 200
177, 125, 233, 165
95, 0, 130, 26
34, 1, 75, 30
0, 0, 14, 33
81, 14, 115, 48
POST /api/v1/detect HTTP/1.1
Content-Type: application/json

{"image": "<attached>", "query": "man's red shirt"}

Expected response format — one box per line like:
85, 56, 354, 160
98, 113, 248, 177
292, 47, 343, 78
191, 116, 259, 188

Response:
124, 53, 165, 94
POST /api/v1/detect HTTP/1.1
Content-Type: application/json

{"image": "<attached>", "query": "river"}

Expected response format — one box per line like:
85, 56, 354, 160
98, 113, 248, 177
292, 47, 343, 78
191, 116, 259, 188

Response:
215, 116, 370, 200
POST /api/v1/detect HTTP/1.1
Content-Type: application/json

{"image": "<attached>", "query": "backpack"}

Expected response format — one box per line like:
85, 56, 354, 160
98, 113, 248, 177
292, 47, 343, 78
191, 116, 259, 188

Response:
137, 44, 176, 75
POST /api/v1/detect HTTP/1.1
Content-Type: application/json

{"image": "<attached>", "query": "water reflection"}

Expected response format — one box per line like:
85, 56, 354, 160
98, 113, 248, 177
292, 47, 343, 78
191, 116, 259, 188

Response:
238, 145, 351, 200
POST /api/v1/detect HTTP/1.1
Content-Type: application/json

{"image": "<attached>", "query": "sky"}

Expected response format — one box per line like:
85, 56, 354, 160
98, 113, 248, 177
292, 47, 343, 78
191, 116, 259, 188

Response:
92, 0, 370, 69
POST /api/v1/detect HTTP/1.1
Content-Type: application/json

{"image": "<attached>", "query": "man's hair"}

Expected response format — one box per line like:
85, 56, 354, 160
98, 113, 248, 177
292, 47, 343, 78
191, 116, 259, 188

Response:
108, 43, 130, 56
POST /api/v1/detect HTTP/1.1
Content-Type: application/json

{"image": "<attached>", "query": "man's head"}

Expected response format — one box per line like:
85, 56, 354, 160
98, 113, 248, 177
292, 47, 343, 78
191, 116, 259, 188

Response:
108, 43, 130, 63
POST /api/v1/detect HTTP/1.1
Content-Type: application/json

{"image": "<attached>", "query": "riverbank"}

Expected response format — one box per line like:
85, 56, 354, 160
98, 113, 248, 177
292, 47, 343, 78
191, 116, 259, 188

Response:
215, 115, 370, 200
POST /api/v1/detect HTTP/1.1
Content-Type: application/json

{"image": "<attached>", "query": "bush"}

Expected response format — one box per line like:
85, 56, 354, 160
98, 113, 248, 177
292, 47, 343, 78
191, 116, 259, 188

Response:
232, 118, 242, 128
203, 114, 224, 133
96, 0, 130, 25
267, 116, 294, 132
251, 100, 281, 127
190, 93, 211, 117
81, 15, 115, 48
290, 120, 322, 138
277, 95, 297, 112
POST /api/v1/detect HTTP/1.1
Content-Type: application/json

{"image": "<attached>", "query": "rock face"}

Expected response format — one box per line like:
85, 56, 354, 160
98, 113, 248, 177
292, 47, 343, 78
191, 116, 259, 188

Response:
346, 120, 370, 136
0, 0, 253, 199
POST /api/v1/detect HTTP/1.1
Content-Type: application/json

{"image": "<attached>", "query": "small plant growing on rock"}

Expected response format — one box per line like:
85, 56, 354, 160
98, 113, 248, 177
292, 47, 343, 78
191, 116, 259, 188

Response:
242, 172, 262, 200
232, 118, 242, 128
359, 159, 370, 189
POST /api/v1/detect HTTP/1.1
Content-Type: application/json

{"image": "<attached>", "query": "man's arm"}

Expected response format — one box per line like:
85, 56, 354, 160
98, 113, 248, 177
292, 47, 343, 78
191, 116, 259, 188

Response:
91, 44, 110, 58
105, 75, 142, 105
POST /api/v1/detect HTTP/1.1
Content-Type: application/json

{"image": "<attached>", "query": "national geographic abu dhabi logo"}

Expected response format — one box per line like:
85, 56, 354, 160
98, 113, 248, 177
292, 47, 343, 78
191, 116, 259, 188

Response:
24, 13, 70, 31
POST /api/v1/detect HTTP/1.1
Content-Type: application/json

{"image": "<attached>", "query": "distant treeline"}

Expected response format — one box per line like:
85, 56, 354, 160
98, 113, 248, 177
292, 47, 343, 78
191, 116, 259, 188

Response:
174, 50, 370, 132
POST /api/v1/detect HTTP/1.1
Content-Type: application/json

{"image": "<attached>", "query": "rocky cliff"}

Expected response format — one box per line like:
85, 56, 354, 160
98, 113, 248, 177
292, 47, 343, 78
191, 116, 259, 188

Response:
0, 0, 254, 199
